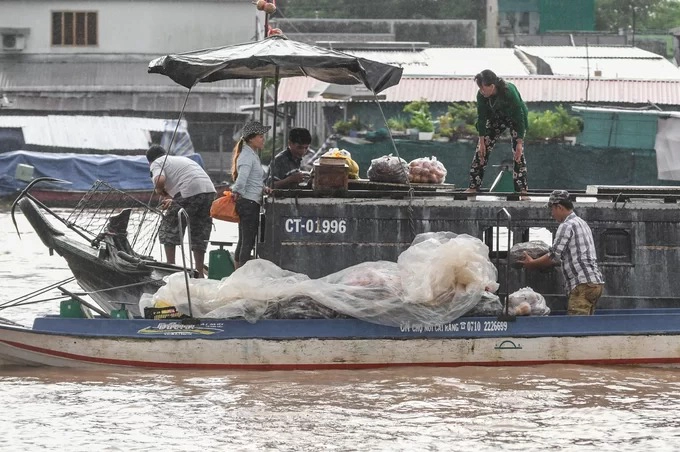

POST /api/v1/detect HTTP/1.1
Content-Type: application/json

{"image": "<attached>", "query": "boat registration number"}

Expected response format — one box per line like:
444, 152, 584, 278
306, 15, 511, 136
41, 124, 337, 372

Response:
284, 218, 347, 234
400, 320, 508, 333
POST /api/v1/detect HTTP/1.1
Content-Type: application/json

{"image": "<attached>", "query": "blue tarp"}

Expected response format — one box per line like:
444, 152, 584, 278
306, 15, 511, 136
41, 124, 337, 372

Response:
0, 150, 205, 196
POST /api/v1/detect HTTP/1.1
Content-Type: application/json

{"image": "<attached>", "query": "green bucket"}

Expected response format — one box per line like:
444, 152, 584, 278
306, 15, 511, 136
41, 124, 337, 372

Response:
208, 242, 235, 280
60, 298, 93, 319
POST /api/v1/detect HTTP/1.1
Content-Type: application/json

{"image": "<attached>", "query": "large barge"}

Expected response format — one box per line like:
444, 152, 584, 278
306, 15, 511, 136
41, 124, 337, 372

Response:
259, 185, 680, 312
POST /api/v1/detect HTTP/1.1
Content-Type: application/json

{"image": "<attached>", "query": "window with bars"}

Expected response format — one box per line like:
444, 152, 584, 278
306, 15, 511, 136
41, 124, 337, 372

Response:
51, 11, 98, 46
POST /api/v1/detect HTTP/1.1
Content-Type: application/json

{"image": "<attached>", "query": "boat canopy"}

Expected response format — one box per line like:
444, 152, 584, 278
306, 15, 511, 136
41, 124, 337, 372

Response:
0, 150, 205, 196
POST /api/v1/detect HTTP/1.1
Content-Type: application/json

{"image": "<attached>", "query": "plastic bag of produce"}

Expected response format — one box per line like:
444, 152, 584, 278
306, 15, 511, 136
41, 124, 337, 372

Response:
408, 156, 448, 184
367, 154, 409, 183
507, 287, 550, 316
508, 240, 551, 268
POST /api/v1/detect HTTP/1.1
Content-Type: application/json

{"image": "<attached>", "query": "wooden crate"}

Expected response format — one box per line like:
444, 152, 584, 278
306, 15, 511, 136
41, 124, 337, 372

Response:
313, 162, 349, 191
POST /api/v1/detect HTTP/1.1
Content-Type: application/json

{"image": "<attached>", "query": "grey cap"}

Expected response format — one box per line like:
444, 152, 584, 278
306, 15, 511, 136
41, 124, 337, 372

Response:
547, 189, 570, 207
241, 120, 271, 139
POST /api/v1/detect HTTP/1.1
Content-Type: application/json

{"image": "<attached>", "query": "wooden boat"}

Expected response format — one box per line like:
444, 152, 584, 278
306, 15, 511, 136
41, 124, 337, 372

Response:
11, 180, 194, 317
4, 185, 680, 369
3, 308, 680, 369
4, 37, 680, 370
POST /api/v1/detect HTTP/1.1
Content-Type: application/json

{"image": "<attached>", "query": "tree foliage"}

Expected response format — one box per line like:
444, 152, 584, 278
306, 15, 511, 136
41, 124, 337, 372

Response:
277, 0, 679, 34
595, 0, 680, 32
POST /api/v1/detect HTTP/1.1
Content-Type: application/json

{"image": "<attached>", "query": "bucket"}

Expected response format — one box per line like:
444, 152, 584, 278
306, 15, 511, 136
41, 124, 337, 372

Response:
490, 166, 515, 193
110, 307, 132, 319
208, 241, 235, 280
60, 298, 93, 319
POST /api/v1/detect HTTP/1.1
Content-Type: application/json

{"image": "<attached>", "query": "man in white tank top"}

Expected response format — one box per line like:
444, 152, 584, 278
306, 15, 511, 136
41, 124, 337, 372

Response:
147, 144, 216, 277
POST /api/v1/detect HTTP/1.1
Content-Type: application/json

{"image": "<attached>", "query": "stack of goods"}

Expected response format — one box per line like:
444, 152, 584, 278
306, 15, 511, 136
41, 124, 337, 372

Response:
321, 148, 359, 179
407, 157, 447, 184
367, 154, 409, 183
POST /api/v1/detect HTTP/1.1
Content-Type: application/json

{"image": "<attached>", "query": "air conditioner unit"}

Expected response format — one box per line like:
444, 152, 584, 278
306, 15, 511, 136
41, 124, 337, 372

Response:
2, 33, 26, 51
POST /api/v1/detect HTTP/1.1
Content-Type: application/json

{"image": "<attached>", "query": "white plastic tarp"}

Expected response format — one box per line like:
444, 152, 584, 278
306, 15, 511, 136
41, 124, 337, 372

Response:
655, 116, 680, 180
148, 232, 500, 327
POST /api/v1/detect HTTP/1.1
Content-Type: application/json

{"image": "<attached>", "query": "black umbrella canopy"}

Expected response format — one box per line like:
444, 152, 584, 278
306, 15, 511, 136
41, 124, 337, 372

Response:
148, 35, 403, 94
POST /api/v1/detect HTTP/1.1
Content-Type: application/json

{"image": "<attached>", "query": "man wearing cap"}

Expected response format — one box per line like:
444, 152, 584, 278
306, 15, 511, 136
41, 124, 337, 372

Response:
268, 128, 315, 189
520, 190, 605, 315
147, 144, 216, 277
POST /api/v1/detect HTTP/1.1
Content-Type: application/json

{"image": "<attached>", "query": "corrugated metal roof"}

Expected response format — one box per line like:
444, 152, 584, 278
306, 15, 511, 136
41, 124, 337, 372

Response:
0, 115, 180, 150
344, 48, 531, 76
539, 57, 680, 79
516, 45, 680, 79
516, 45, 662, 59
278, 76, 680, 105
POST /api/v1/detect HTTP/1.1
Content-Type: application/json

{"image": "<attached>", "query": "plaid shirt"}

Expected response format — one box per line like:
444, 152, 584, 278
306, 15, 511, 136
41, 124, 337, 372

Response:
550, 212, 604, 294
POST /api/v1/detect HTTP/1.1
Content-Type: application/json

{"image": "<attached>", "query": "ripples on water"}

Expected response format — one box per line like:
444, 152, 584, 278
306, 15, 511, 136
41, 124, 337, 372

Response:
2, 366, 680, 451
2, 211, 680, 451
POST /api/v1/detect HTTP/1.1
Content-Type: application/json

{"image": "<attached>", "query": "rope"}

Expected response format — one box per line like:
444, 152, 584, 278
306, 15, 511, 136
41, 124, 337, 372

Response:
0, 277, 75, 310
374, 96, 417, 240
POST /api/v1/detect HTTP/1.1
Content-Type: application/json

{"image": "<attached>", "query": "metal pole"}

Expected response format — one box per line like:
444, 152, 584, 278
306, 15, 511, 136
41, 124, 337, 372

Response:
496, 207, 513, 321
177, 208, 194, 317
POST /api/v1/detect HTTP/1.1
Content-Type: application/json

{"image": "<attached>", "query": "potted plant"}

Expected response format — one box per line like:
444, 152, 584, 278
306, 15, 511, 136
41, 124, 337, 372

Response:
446, 102, 477, 140
403, 99, 434, 140
333, 119, 352, 136
386, 116, 408, 135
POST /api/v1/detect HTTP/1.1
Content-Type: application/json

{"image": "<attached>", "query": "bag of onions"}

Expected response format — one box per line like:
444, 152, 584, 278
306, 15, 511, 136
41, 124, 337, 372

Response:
408, 156, 447, 184
367, 154, 409, 183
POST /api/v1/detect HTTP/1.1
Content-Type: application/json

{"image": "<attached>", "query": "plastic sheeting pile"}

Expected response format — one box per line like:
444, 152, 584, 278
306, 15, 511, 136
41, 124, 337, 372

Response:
147, 231, 500, 327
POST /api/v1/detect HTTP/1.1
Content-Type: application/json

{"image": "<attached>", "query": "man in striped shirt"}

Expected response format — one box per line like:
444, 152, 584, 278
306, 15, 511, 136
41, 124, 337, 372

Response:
520, 190, 605, 315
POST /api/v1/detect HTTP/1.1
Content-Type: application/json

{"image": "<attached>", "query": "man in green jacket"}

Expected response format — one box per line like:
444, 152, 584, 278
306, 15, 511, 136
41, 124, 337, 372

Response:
466, 69, 529, 197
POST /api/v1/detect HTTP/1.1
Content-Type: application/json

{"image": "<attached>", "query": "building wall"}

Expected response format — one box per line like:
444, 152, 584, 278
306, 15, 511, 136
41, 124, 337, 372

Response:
0, 0, 255, 54
538, 0, 595, 33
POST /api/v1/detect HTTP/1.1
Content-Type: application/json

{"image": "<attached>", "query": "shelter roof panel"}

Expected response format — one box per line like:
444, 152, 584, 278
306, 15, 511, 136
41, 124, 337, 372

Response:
540, 57, 680, 80
515, 45, 664, 59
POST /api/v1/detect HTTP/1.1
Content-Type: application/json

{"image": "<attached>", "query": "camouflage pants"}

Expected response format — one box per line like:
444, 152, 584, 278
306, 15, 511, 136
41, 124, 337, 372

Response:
468, 117, 528, 192
568, 283, 605, 315
158, 192, 214, 252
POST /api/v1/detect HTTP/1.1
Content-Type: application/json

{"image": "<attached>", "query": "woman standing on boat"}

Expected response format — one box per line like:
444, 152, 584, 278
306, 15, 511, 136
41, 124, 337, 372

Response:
466, 69, 529, 197
231, 120, 271, 268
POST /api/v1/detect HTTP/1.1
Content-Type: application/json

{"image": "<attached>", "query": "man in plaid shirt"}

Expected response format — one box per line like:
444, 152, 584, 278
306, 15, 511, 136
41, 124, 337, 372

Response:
520, 190, 605, 315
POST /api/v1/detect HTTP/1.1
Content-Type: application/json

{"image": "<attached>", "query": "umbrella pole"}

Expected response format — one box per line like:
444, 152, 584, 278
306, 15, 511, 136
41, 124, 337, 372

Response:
269, 67, 280, 189
260, 3, 270, 124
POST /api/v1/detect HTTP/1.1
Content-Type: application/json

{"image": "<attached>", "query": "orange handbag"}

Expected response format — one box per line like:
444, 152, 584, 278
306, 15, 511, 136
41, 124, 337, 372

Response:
210, 191, 239, 223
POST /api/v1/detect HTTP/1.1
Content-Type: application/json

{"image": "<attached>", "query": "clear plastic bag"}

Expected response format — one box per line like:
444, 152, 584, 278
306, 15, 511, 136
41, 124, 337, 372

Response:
509, 240, 551, 268
367, 154, 409, 183
408, 156, 447, 184
507, 287, 550, 316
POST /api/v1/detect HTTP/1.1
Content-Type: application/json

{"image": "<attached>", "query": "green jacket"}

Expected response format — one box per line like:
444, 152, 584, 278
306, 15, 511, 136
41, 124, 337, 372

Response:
475, 82, 529, 138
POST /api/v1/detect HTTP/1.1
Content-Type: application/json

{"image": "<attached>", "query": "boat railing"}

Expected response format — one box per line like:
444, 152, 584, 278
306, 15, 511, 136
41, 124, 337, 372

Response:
495, 207, 515, 322
64, 180, 163, 257
176, 207, 194, 317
